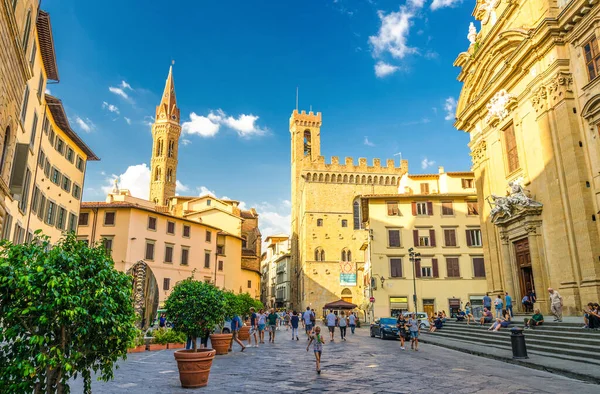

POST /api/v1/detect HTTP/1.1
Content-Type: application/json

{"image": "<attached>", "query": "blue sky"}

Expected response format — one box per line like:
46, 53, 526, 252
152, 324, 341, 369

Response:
44, 0, 475, 237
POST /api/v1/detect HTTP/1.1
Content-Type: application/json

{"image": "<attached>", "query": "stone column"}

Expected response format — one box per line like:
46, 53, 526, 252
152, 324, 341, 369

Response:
499, 232, 516, 301
526, 222, 549, 314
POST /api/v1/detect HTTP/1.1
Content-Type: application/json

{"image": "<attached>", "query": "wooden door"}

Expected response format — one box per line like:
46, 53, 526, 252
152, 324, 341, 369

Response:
514, 238, 533, 300
423, 303, 434, 317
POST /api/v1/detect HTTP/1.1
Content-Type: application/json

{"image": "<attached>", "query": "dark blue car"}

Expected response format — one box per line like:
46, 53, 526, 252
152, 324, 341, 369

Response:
370, 317, 399, 339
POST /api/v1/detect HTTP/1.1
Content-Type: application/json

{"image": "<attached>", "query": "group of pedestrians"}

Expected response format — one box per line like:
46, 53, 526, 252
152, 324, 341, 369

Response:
396, 313, 421, 351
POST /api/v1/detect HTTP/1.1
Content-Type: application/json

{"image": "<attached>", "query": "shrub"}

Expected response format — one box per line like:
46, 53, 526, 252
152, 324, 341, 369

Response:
152, 328, 170, 345
164, 279, 226, 350
0, 232, 137, 394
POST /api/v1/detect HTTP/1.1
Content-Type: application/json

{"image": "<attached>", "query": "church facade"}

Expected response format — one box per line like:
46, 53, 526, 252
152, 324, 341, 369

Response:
454, 0, 600, 315
290, 109, 408, 313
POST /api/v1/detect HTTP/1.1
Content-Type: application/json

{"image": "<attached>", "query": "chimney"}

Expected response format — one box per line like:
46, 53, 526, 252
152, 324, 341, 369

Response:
438, 166, 445, 174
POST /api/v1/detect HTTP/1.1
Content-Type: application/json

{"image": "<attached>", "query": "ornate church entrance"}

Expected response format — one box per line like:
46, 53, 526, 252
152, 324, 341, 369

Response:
514, 238, 534, 302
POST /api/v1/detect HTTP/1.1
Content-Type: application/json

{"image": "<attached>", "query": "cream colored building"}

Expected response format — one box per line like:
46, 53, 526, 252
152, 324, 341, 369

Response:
79, 67, 260, 325
360, 167, 487, 319
1, 7, 98, 244
290, 109, 408, 314
261, 235, 291, 308
454, 0, 600, 315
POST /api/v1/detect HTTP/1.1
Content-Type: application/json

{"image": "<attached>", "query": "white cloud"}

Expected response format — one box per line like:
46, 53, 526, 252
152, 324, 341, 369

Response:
182, 112, 221, 137
364, 136, 375, 147
400, 118, 431, 126
374, 61, 399, 78
124, 117, 131, 125
45, 88, 51, 95
176, 180, 189, 193
198, 186, 216, 197
408, 0, 426, 8
181, 138, 191, 146
108, 86, 130, 101
369, 8, 417, 61
444, 97, 457, 121
120, 80, 133, 90
421, 157, 435, 169
282, 200, 291, 207
222, 114, 266, 137
431, 0, 463, 11
101, 164, 151, 199
182, 109, 267, 138
102, 101, 120, 114
143, 115, 155, 127
74, 116, 94, 133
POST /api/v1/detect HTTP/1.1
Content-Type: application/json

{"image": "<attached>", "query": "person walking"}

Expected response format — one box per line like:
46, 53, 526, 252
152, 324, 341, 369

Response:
267, 308, 278, 343
307, 326, 325, 374
338, 311, 348, 341
494, 295, 503, 318
228, 314, 246, 352
483, 293, 492, 312
505, 292, 513, 317
464, 302, 474, 325
407, 313, 420, 351
348, 312, 357, 334
257, 308, 267, 344
248, 307, 259, 348
396, 313, 407, 350
284, 310, 291, 331
291, 311, 300, 340
159, 313, 166, 328
326, 309, 337, 342
303, 307, 313, 339
548, 288, 563, 322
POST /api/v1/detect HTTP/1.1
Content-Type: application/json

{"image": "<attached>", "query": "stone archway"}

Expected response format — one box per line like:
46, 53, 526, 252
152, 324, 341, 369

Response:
341, 288, 353, 304
127, 261, 159, 329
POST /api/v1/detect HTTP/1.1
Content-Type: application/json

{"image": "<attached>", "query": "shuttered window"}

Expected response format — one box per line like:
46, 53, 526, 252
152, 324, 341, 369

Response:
104, 212, 115, 226
388, 229, 401, 247
473, 257, 486, 277
390, 258, 402, 277
181, 248, 189, 265
204, 251, 211, 268
584, 36, 600, 81
163, 278, 171, 291
441, 201, 453, 215
444, 229, 457, 247
387, 201, 400, 216
446, 257, 460, 278
467, 201, 479, 215
420, 183, 429, 194
429, 229, 436, 247
145, 242, 155, 260
164, 245, 173, 263
504, 123, 520, 173
432, 258, 439, 278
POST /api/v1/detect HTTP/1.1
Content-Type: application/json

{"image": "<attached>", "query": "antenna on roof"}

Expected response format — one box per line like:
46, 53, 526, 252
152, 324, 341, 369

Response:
296, 87, 299, 111
394, 152, 403, 164
310, 104, 312, 112
172, 59, 175, 66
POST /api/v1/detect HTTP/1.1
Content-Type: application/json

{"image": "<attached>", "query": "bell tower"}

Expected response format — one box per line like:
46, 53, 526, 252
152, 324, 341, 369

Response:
149, 65, 181, 206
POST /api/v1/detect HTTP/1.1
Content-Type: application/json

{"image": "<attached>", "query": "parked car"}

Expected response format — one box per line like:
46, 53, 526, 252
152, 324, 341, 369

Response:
370, 317, 399, 339
402, 311, 430, 329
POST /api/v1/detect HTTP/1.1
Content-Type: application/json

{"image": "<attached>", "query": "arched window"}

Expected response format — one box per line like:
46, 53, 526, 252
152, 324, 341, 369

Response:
349, 175, 354, 183
385, 176, 390, 185
353, 199, 361, 230
368, 176, 372, 183
22, 8, 32, 53
313, 173, 318, 182
154, 167, 161, 181
341, 288, 352, 303
380, 177, 384, 185
317, 218, 323, 227
391, 176, 396, 185
361, 175, 366, 183
347, 250, 352, 261
303, 130, 311, 156
306, 173, 311, 181
168, 140, 175, 158
166, 168, 172, 182
156, 139, 163, 156
374, 176, 378, 184
343, 174, 348, 183
315, 247, 325, 262
242, 236, 247, 249
0, 126, 10, 176
319, 173, 323, 182
321, 249, 325, 261
325, 174, 330, 182
337, 174, 342, 182
341, 249, 346, 262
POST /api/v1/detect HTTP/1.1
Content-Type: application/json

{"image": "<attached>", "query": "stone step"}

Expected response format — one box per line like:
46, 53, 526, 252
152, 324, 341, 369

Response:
424, 330, 600, 362
439, 324, 600, 343
446, 320, 585, 329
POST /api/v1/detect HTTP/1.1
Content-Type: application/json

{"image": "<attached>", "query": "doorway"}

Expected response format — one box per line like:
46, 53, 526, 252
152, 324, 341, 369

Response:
514, 238, 535, 304
423, 299, 435, 317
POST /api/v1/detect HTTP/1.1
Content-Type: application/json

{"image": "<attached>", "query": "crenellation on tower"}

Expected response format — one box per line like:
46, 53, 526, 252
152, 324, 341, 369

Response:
373, 158, 381, 167
387, 159, 395, 168
331, 156, 339, 165
358, 158, 367, 167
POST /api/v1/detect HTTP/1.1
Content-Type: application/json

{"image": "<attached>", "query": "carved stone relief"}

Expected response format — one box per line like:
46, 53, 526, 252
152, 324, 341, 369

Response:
485, 89, 517, 125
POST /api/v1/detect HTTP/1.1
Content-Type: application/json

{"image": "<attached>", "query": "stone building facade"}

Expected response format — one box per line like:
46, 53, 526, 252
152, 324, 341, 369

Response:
290, 109, 408, 314
1, 7, 98, 244
0, 0, 38, 236
361, 167, 487, 320
454, 0, 600, 315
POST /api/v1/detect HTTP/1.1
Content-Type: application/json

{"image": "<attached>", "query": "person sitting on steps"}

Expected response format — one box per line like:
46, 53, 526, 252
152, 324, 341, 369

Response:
479, 308, 493, 326
489, 309, 511, 332
524, 309, 544, 329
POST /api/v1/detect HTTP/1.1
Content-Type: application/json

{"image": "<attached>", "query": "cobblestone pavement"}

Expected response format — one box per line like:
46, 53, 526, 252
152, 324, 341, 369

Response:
69, 324, 598, 393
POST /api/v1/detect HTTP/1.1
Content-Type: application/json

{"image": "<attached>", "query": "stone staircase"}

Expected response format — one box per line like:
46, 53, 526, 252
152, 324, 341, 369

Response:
420, 320, 600, 383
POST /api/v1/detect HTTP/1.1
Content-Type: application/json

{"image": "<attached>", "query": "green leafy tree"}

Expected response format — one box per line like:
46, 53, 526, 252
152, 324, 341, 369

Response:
164, 279, 225, 350
0, 232, 137, 394
221, 290, 242, 321
253, 299, 265, 311
237, 293, 257, 319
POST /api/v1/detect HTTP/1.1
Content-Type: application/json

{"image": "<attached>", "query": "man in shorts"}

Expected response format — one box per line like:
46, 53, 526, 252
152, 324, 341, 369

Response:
248, 307, 258, 347
407, 313, 420, 351
267, 308, 278, 343
303, 307, 313, 338
326, 309, 337, 342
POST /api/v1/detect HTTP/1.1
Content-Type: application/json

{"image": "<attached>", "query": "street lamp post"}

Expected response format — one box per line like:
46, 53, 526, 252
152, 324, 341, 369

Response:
408, 248, 421, 313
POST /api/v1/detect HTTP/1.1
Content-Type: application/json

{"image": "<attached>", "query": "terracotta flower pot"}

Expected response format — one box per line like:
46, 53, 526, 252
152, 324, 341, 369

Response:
174, 349, 216, 388
238, 325, 250, 341
210, 333, 233, 355
148, 343, 168, 351
127, 345, 146, 353
168, 342, 185, 350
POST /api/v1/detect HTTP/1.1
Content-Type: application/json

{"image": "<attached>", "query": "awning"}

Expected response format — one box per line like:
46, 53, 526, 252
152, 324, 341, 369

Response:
323, 299, 358, 310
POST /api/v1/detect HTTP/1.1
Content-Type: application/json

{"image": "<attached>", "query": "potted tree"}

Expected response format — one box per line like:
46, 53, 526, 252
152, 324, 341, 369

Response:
164, 279, 225, 388
237, 293, 254, 341
210, 290, 238, 355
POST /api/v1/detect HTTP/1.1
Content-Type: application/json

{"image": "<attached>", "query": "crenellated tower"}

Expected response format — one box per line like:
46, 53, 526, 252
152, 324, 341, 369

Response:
149, 65, 181, 206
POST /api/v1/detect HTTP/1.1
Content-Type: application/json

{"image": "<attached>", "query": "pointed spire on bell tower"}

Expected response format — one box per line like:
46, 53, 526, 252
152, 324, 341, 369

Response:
149, 62, 182, 207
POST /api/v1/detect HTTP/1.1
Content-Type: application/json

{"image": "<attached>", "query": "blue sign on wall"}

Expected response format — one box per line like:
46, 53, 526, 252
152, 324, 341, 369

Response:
340, 273, 357, 286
